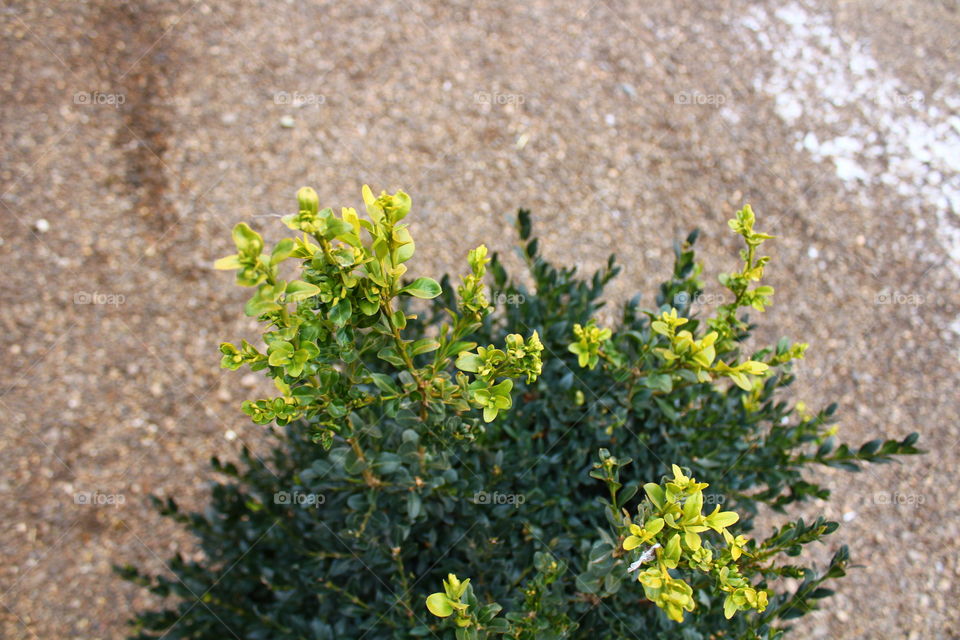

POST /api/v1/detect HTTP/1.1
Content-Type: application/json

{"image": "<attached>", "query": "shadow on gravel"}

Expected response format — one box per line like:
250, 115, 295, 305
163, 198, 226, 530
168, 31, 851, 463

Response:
92, 0, 178, 232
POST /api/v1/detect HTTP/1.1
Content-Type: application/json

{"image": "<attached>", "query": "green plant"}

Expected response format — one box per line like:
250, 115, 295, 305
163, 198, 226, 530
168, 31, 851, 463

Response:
120, 187, 920, 640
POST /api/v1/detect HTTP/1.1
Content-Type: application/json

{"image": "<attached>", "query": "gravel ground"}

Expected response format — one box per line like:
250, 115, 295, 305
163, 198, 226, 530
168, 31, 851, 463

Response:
1, 1, 958, 638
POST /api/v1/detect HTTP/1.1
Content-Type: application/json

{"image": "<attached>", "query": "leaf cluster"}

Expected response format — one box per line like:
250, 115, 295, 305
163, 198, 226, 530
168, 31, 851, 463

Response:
121, 191, 921, 640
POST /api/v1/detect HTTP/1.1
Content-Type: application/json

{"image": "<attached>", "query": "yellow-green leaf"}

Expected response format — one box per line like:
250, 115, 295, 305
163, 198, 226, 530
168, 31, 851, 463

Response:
623, 535, 642, 551
401, 277, 442, 299
643, 483, 665, 510
214, 254, 241, 270
426, 593, 453, 617
724, 595, 738, 619
708, 510, 740, 531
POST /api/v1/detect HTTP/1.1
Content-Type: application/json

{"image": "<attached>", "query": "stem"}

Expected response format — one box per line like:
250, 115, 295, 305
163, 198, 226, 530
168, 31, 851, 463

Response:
355, 490, 378, 538
608, 480, 619, 509
322, 581, 399, 626
347, 437, 380, 488
383, 296, 431, 420
393, 552, 415, 618
730, 244, 756, 312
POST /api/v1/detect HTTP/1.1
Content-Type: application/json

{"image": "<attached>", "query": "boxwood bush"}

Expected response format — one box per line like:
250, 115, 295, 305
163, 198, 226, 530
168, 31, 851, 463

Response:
120, 186, 920, 639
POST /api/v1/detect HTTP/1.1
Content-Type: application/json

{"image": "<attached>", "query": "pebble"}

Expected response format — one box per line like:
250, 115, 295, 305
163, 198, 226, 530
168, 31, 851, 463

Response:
619, 82, 637, 99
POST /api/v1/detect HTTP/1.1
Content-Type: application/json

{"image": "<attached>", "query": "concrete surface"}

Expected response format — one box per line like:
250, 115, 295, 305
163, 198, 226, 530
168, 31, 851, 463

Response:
1, 1, 958, 638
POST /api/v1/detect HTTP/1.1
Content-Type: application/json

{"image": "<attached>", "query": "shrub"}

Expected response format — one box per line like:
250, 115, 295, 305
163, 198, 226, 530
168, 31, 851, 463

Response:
120, 186, 920, 639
